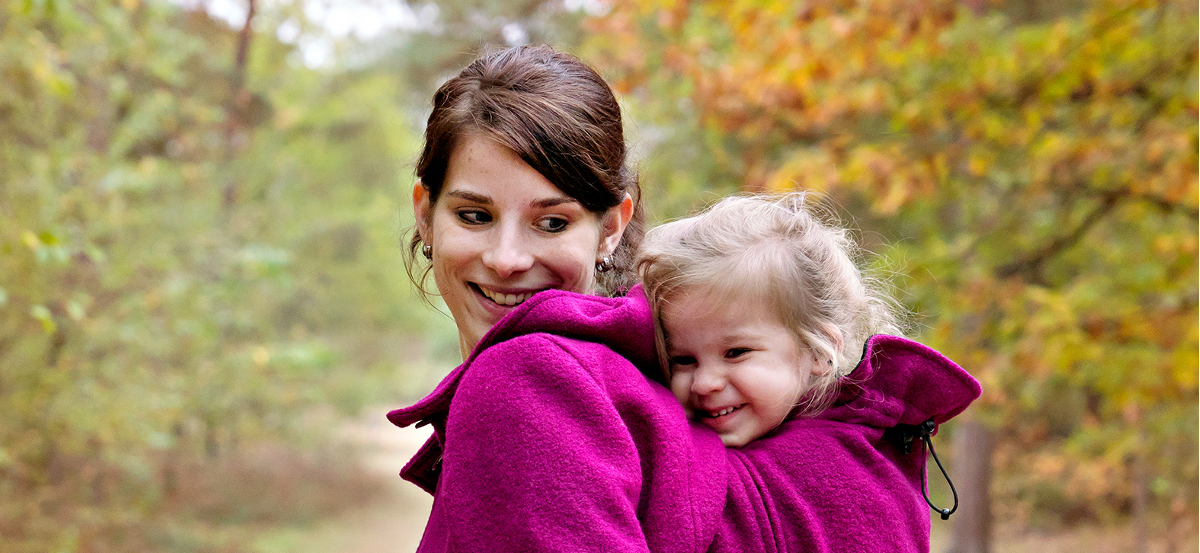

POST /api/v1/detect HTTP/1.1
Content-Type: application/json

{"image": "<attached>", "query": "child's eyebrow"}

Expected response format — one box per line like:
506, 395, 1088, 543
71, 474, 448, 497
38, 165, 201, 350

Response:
717, 331, 757, 343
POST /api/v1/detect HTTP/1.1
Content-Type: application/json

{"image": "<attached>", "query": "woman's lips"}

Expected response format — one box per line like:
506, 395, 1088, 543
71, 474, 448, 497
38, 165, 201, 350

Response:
471, 283, 540, 307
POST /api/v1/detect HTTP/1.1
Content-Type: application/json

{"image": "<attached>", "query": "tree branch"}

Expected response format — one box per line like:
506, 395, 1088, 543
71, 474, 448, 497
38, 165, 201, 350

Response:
223, 0, 256, 208
1130, 191, 1200, 220
995, 189, 1124, 280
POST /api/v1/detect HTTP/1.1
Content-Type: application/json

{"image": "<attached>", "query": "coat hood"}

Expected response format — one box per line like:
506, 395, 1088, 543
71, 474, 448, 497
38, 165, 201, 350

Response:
386, 285, 729, 552
387, 285, 660, 430
821, 334, 982, 431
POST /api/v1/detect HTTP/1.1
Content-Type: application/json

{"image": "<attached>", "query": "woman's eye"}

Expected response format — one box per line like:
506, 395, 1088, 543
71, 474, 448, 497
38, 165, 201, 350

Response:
669, 355, 697, 368
536, 216, 569, 233
457, 210, 491, 225
724, 348, 752, 359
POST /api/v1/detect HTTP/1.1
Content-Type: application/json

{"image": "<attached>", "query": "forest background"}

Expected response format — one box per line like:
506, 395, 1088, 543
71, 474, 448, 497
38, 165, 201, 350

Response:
1, 0, 1195, 551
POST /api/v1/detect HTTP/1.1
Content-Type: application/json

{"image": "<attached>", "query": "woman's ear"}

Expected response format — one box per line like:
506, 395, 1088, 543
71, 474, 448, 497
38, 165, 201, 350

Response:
598, 193, 635, 256
413, 180, 432, 242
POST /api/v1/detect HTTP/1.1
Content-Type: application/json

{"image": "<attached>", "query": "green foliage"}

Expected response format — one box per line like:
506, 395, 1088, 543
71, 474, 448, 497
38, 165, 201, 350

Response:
586, 0, 1198, 528
5, 0, 1193, 546
368, 0, 591, 110
0, 0, 456, 549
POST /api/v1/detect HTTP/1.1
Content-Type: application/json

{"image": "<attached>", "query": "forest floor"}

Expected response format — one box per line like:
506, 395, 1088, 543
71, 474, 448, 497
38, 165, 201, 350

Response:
251, 409, 1196, 553
250, 409, 433, 553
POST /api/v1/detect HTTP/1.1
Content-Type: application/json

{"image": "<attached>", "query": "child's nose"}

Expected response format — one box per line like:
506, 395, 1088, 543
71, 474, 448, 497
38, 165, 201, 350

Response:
690, 366, 726, 395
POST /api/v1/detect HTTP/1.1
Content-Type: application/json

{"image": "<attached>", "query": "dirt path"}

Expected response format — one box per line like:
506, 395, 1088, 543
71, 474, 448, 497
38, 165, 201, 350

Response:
256, 411, 434, 553
333, 412, 434, 553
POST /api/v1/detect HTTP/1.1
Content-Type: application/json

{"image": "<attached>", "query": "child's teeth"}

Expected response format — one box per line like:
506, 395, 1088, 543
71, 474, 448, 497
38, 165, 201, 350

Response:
711, 406, 737, 417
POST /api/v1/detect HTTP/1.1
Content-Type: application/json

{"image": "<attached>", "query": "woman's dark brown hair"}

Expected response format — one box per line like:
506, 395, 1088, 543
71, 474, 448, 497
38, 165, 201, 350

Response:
404, 44, 645, 297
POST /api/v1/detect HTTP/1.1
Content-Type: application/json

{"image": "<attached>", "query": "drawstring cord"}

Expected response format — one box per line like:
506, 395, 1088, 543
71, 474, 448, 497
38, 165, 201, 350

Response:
901, 419, 959, 520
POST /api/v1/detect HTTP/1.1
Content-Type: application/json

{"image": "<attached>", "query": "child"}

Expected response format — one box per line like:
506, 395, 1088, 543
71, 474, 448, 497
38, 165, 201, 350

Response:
636, 193, 982, 552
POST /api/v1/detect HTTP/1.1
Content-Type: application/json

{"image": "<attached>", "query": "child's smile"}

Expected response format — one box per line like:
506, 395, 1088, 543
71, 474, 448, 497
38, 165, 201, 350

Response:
696, 403, 749, 435
661, 291, 825, 447
703, 404, 745, 418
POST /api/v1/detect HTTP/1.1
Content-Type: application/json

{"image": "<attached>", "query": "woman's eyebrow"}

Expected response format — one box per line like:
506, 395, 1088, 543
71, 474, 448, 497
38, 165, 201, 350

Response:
531, 197, 580, 209
445, 191, 577, 209
446, 190, 491, 204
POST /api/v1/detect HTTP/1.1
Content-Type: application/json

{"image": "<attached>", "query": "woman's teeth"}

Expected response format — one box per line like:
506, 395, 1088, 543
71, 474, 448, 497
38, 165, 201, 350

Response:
480, 288, 535, 306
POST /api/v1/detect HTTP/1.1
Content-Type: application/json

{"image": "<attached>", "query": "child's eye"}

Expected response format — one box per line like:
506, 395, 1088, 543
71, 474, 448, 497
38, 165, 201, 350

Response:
535, 216, 569, 233
669, 355, 697, 368
457, 209, 491, 225
724, 348, 752, 359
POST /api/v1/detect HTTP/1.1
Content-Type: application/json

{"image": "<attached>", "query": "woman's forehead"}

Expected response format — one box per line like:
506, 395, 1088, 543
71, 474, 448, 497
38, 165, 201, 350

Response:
442, 136, 573, 204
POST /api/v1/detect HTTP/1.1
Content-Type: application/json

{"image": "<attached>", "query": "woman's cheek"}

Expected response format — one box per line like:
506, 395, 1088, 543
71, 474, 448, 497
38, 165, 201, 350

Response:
548, 239, 598, 293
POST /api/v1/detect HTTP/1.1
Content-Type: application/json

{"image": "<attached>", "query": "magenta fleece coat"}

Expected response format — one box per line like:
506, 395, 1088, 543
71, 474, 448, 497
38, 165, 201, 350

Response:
387, 287, 728, 552
710, 334, 981, 553
388, 287, 981, 552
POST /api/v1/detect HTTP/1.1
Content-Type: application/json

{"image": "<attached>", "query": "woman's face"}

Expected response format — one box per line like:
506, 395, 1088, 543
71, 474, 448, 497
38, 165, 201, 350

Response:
415, 135, 632, 358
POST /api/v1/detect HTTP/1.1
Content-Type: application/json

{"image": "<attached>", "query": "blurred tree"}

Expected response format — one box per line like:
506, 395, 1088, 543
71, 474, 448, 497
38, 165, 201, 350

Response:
0, 0, 452, 549
361, 0, 593, 109
584, 0, 1198, 540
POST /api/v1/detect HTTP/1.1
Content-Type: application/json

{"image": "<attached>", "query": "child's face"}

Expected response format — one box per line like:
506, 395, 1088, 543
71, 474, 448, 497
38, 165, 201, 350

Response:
662, 292, 822, 447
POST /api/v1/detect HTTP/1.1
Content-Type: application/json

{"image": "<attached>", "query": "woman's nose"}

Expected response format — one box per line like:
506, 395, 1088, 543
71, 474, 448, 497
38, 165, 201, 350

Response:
481, 225, 535, 278
690, 365, 726, 396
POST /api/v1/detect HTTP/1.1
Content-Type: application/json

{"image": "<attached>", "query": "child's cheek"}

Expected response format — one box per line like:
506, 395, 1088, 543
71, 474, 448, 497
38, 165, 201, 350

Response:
669, 374, 694, 414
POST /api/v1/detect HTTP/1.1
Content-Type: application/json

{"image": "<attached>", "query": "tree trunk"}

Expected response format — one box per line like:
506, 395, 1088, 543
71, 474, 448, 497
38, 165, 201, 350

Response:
222, 0, 256, 208
947, 420, 993, 553
1128, 404, 1148, 553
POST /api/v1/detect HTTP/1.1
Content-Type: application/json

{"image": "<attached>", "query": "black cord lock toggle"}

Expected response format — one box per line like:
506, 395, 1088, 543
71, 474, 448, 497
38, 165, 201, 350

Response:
899, 419, 959, 520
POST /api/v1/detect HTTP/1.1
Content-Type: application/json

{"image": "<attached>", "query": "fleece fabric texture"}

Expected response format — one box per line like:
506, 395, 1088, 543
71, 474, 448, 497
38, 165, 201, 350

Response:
709, 334, 982, 553
387, 286, 727, 553
389, 286, 982, 553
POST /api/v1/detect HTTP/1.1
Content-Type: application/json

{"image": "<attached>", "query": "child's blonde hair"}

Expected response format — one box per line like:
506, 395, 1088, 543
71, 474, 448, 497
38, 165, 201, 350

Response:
637, 192, 904, 414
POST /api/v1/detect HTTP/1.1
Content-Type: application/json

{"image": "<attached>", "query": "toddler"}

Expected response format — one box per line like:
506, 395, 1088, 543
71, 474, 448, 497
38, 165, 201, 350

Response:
637, 193, 982, 552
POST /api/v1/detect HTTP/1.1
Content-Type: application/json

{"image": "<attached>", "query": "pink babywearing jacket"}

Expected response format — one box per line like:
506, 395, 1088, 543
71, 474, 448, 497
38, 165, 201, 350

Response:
388, 286, 981, 552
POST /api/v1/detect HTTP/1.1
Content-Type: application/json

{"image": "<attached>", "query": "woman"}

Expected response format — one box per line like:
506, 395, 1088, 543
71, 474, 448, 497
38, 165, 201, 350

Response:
387, 45, 728, 552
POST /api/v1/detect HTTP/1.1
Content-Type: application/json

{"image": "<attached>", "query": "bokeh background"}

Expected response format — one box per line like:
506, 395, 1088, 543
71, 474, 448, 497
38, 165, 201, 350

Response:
1, 0, 1195, 551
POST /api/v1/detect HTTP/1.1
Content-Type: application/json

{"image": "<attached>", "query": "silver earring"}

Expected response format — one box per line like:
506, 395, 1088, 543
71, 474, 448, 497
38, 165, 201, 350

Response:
595, 255, 614, 273
422, 244, 433, 260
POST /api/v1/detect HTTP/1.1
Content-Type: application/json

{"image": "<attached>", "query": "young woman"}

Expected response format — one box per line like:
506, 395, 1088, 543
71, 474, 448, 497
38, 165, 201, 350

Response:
387, 45, 727, 552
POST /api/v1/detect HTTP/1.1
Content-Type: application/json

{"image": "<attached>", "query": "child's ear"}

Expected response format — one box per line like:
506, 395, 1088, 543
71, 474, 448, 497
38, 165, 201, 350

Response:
812, 324, 844, 376
824, 324, 845, 355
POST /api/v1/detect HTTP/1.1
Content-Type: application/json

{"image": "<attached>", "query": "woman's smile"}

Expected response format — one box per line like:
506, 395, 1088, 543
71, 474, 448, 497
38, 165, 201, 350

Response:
471, 283, 542, 308
415, 135, 623, 358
